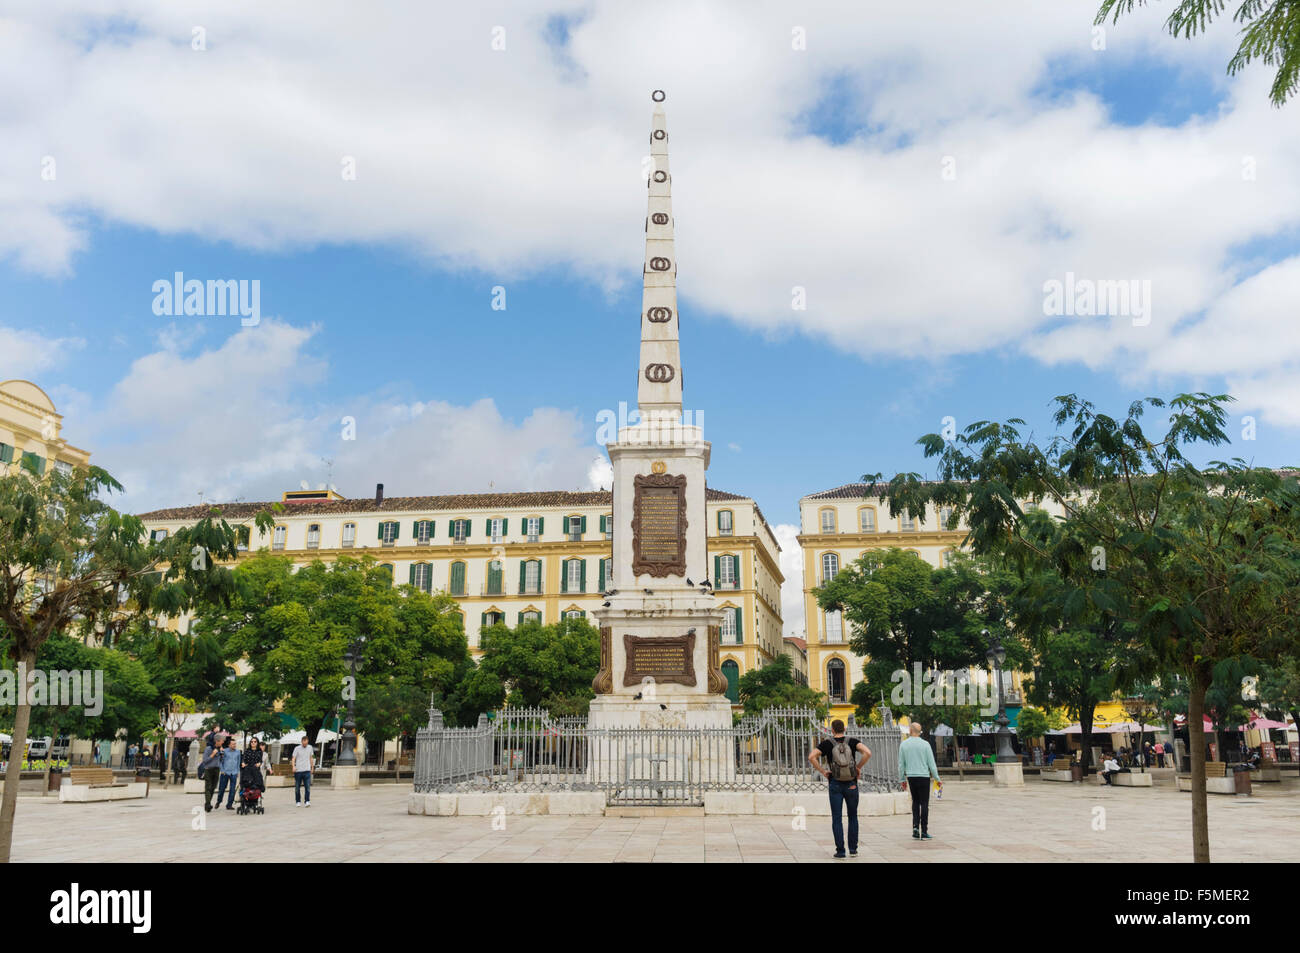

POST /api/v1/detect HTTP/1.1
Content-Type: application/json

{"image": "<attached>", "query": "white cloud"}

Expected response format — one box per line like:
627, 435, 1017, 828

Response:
2, 1, 1298, 424
773, 522, 806, 640
0, 326, 84, 378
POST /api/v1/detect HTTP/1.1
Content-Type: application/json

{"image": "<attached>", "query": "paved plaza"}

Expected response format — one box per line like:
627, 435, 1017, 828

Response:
10, 776, 1300, 862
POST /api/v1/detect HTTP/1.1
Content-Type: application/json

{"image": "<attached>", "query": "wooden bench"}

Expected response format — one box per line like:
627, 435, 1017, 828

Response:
1175, 761, 1237, 795
60, 767, 147, 802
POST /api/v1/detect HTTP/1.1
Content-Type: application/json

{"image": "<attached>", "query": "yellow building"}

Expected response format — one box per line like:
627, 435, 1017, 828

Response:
136, 484, 784, 705
0, 379, 91, 476
797, 482, 1039, 721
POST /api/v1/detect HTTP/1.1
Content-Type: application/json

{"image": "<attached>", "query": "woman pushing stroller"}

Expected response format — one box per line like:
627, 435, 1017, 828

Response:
237, 737, 267, 814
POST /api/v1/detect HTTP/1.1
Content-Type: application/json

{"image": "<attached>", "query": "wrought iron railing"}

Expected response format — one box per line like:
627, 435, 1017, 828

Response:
414, 704, 901, 805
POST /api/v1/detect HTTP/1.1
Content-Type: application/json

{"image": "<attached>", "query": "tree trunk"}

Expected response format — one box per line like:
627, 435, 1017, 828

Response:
1079, 705, 1095, 775
1188, 672, 1211, 864
0, 651, 36, 864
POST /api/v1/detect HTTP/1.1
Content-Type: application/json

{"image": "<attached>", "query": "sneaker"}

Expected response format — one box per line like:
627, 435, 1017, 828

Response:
304, 801, 311, 807
833, 851, 846, 859
849, 849, 858, 857
921, 833, 933, 840
912, 828, 920, 839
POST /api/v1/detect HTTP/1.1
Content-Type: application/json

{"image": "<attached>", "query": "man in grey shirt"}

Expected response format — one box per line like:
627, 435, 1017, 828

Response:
292, 736, 314, 807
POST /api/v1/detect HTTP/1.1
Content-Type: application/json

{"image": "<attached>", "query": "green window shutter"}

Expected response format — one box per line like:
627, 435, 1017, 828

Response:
413, 521, 420, 538
393, 522, 400, 540
714, 555, 720, 583
519, 560, 527, 593
517, 611, 524, 626
463, 520, 470, 537
561, 560, 568, 593
734, 607, 743, 641
481, 612, 487, 628
562, 516, 570, 535
430, 521, 435, 537
579, 559, 587, 593
378, 522, 384, 540
0, 443, 12, 464
580, 516, 587, 533
502, 518, 508, 536
598, 559, 605, 593
599, 515, 606, 533
538, 517, 544, 536
451, 562, 465, 594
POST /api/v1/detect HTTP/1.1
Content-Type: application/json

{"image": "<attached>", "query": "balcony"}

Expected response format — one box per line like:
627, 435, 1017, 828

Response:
520, 585, 544, 596
714, 579, 741, 590
480, 584, 506, 597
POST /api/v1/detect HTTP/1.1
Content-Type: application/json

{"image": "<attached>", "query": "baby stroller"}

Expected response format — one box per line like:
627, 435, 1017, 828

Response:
236, 764, 265, 815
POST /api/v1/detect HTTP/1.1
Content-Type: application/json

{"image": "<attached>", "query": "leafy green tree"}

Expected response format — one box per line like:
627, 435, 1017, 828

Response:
1258, 656, 1300, 734
736, 654, 828, 718
0, 462, 271, 862
461, 618, 599, 716
873, 392, 1300, 862
209, 677, 282, 745
1097, 1, 1300, 107
817, 549, 1027, 727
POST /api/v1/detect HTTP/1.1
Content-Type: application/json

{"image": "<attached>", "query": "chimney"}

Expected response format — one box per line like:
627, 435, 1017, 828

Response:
375, 483, 384, 506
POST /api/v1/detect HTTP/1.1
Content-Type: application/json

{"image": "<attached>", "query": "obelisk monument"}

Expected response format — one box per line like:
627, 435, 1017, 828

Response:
589, 91, 731, 733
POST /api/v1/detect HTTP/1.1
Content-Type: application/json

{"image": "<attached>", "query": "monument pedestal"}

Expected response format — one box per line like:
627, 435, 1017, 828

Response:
331, 765, 360, 790
991, 762, 1025, 787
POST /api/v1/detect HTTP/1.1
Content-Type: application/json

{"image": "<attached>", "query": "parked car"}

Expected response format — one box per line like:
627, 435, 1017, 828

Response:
50, 736, 71, 758
26, 737, 52, 759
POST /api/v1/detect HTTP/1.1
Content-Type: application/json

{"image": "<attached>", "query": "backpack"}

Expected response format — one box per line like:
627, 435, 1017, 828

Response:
830, 738, 856, 782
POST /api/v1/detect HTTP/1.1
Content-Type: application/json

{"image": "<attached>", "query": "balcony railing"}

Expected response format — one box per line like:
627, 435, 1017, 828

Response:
481, 584, 506, 597
714, 579, 741, 590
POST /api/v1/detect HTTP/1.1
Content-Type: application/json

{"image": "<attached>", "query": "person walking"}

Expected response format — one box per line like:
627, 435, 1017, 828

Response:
898, 722, 942, 840
292, 736, 314, 807
199, 736, 222, 812
217, 737, 241, 810
808, 719, 871, 859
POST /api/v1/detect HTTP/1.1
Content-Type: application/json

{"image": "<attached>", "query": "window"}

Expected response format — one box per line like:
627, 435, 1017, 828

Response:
490, 518, 503, 544
564, 608, 585, 620
526, 517, 541, 542
55, 460, 73, 478
564, 516, 585, 541
859, 508, 876, 533
721, 608, 737, 643
827, 659, 847, 703
825, 610, 844, 643
272, 526, 286, 550
411, 563, 432, 592
942, 549, 955, 568
939, 506, 954, 530
722, 660, 740, 705
0, 443, 12, 464
717, 510, 733, 536
485, 560, 504, 595
342, 522, 356, 547
415, 520, 432, 545
483, 611, 504, 627
600, 514, 613, 540
520, 559, 542, 595
379, 521, 398, 546
151, 528, 169, 543
520, 609, 542, 624
20, 451, 46, 476
307, 524, 320, 549
820, 509, 836, 534
378, 563, 394, 584
451, 519, 468, 543
564, 558, 585, 593
449, 561, 466, 596
598, 557, 612, 593
717, 554, 738, 588
900, 513, 916, 532
821, 553, 839, 583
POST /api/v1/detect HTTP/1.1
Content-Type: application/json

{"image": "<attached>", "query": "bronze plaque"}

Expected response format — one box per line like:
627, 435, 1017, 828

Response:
623, 632, 696, 687
631, 473, 687, 577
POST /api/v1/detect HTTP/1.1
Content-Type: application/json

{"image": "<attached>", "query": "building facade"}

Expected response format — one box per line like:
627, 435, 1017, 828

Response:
0, 379, 91, 477
136, 484, 784, 705
797, 482, 1039, 721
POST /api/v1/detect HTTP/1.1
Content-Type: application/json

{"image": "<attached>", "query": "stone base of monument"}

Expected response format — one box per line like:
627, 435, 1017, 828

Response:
587, 694, 736, 791
407, 789, 918, 817
991, 762, 1024, 787
331, 765, 360, 790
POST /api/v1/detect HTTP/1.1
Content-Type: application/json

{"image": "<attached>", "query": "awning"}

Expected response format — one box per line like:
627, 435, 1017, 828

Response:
173, 729, 198, 739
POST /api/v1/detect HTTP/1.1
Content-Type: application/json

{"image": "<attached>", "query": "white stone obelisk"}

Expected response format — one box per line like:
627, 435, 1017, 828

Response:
588, 92, 732, 760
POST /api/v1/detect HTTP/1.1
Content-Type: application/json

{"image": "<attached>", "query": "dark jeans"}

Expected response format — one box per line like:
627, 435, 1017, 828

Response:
202, 767, 220, 808
827, 778, 859, 853
907, 776, 932, 833
294, 770, 312, 803
218, 772, 238, 807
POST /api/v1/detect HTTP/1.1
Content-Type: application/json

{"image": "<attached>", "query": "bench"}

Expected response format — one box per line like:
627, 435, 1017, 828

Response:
1256, 759, 1282, 783
1040, 761, 1076, 782
59, 767, 147, 802
1175, 761, 1237, 795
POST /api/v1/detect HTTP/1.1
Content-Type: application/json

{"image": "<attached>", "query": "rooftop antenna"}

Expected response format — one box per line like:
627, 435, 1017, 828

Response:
322, 457, 335, 487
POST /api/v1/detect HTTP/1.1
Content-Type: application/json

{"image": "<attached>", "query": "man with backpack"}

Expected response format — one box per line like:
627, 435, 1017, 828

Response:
898, 722, 941, 840
809, 720, 872, 859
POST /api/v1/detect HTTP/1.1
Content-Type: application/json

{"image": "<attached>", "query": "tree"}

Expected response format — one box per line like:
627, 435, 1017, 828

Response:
0, 462, 271, 862
209, 677, 282, 746
735, 654, 828, 718
816, 548, 1027, 729
873, 392, 1300, 862
157, 694, 196, 788
1258, 656, 1300, 736
462, 618, 599, 716
1097, 0, 1300, 106
1015, 706, 1065, 752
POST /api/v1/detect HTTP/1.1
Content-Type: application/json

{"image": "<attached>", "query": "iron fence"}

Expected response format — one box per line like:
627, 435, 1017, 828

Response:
414, 704, 901, 806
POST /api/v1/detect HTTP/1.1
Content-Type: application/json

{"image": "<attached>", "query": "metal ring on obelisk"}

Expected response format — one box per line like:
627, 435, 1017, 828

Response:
652, 90, 666, 102
645, 363, 675, 383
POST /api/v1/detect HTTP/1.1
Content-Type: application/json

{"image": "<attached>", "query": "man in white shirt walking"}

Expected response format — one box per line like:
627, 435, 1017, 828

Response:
292, 736, 314, 807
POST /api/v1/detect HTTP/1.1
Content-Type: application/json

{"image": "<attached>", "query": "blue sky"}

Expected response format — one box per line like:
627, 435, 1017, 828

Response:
3, 0, 1299, 543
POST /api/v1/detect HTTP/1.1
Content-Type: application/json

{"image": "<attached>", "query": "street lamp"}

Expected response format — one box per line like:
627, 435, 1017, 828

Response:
336, 635, 365, 767
984, 629, 1017, 763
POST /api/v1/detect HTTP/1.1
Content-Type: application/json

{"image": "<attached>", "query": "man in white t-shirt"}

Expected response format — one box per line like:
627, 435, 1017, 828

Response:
1101, 755, 1123, 785
292, 736, 314, 807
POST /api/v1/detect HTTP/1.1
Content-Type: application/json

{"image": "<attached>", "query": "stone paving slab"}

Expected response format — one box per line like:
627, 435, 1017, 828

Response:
7, 777, 1300, 862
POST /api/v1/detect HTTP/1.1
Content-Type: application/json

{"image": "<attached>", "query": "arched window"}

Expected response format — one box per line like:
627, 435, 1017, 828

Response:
485, 559, 504, 595
722, 660, 740, 705
449, 561, 467, 596
827, 658, 847, 703
821, 552, 839, 583
519, 559, 542, 595
563, 558, 585, 593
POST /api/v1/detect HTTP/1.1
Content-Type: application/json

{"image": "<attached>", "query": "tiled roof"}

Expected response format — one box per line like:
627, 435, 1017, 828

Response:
136, 486, 751, 521
802, 481, 902, 501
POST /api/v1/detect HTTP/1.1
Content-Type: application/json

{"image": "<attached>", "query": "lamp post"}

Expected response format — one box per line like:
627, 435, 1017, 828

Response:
336, 636, 365, 767
984, 629, 1017, 763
